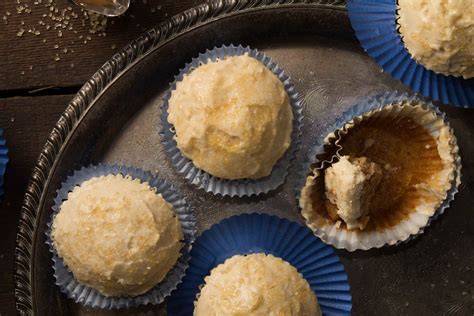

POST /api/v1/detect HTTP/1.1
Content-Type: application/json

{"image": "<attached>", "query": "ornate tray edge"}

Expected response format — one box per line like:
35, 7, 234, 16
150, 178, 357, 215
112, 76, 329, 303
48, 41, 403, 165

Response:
14, 0, 346, 314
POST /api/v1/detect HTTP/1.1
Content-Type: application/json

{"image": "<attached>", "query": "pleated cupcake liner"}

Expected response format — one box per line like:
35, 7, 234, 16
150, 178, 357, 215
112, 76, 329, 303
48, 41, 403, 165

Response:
46, 164, 197, 309
160, 45, 303, 197
347, 0, 474, 108
0, 129, 8, 199
0, 129, 8, 198
297, 91, 461, 251
167, 213, 352, 316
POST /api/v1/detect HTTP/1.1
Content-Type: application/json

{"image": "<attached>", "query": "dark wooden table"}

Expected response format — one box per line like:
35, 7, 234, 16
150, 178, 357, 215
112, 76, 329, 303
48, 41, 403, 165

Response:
1, 1, 474, 315
0, 0, 202, 314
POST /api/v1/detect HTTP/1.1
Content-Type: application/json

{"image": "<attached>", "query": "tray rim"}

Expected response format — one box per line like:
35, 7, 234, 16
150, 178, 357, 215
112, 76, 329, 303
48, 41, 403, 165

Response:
14, 0, 347, 314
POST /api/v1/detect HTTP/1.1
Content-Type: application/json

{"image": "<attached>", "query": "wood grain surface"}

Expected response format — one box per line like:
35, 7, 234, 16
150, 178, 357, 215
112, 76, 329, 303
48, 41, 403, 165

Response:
1, 1, 473, 315
0, 0, 200, 92
0, 1, 202, 314
0, 95, 73, 315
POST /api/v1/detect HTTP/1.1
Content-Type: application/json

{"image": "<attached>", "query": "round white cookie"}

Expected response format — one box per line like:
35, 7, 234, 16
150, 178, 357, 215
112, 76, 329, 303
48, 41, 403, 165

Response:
398, 0, 474, 79
168, 54, 293, 180
52, 174, 183, 297
194, 253, 320, 316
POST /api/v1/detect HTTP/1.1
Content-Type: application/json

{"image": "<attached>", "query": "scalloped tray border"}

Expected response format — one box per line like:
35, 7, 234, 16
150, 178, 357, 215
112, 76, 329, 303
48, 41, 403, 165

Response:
14, 0, 346, 314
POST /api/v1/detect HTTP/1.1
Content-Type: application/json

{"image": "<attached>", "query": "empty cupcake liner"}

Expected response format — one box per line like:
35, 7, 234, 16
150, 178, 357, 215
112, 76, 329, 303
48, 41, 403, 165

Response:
167, 213, 352, 316
160, 45, 303, 197
298, 91, 461, 251
347, 0, 474, 108
0, 129, 8, 199
46, 164, 197, 309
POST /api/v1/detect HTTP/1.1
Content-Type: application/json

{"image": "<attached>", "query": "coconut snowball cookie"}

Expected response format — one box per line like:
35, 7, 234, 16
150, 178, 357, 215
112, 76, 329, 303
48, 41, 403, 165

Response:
325, 156, 383, 230
167, 54, 293, 180
397, 0, 474, 79
51, 174, 183, 297
194, 253, 321, 316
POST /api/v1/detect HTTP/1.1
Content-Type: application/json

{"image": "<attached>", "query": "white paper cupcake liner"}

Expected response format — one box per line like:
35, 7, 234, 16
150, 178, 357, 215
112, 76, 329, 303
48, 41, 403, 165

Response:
160, 45, 303, 197
46, 164, 197, 309
0, 129, 8, 199
297, 91, 461, 251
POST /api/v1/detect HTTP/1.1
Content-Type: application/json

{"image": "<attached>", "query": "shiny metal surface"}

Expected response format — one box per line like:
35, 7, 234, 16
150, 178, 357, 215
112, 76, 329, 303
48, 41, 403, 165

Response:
15, 1, 473, 315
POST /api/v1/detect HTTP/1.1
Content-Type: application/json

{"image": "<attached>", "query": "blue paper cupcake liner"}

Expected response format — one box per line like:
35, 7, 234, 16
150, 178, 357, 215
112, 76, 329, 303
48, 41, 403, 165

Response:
46, 164, 197, 309
297, 91, 461, 250
0, 129, 8, 198
167, 213, 352, 315
347, 0, 474, 108
160, 45, 304, 197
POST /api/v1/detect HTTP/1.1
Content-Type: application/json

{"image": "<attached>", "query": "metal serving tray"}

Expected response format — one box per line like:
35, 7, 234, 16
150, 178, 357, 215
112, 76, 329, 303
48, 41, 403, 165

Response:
15, 0, 474, 314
